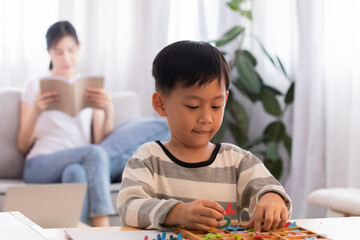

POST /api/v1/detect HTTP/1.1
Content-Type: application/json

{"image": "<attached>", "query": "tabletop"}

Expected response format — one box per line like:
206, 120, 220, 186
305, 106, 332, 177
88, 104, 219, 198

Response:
1, 212, 359, 239
51, 216, 360, 240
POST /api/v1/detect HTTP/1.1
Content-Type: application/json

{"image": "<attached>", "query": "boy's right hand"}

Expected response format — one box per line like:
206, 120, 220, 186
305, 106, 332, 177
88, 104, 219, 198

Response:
163, 199, 225, 231
34, 91, 59, 112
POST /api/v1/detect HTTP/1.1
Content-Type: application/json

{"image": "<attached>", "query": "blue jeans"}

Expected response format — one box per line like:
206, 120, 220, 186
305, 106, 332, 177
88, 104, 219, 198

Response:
24, 117, 170, 222
102, 117, 170, 182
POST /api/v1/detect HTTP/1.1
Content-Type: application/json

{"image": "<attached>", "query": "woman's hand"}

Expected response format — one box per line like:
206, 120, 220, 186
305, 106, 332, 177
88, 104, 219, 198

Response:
85, 88, 114, 114
164, 199, 225, 231
89, 88, 115, 143
34, 91, 59, 113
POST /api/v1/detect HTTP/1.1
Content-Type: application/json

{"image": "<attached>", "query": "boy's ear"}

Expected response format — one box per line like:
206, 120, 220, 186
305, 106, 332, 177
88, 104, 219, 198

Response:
224, 90, 229, 107
152, 91, 167, 117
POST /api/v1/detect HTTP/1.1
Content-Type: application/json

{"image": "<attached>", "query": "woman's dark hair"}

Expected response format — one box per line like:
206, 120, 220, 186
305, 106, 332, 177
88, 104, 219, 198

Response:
152, 40, 230, 94
46, 21, 79, 70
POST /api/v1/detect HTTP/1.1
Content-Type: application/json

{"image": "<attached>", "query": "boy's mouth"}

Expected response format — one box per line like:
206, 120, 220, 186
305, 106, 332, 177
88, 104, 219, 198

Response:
192, 129, 212, 135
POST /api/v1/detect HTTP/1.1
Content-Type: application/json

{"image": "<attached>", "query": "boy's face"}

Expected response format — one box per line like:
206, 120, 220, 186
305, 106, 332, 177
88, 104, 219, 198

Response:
155, 78, 228, 149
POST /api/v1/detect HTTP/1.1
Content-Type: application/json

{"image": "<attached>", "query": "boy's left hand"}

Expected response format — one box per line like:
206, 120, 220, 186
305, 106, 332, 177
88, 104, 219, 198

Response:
245, 192, 288, 233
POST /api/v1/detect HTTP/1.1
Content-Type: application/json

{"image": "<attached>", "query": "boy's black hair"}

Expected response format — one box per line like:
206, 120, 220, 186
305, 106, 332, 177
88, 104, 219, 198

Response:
152, 41, 230, 93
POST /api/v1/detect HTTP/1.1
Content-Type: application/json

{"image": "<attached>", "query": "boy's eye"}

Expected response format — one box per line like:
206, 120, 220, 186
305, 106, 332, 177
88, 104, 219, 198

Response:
185, 105, 199, 109
212, 105, 222, 109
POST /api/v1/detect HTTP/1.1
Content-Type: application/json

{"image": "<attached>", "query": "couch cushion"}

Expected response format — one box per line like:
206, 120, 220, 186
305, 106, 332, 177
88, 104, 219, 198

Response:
0, 89, 25, 178
111, 92, 141, 128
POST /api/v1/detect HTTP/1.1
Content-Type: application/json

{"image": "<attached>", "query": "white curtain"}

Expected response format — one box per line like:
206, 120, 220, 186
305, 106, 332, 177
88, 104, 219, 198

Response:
0, 0, 234, 116
247, 0, 360, 219
0, 0, 60, 87
286, 0, 360, 218
250, 0, 298, 182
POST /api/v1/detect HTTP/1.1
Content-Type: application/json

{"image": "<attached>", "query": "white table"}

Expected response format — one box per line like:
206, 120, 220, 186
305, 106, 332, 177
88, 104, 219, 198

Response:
0, 212, 48, 239
295, 217, 360, 239
57, 217, 360, 239
1, 211, 359, 239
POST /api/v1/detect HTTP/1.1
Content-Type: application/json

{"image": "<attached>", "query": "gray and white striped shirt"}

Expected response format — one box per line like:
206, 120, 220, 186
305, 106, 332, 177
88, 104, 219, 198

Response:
117, 141, 291, 231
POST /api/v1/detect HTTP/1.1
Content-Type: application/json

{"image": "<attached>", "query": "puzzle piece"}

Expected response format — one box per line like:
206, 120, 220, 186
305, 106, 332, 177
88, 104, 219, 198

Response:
225, 203, 236, 215
254, 233, 272, 238
216, 216, 231, 229
224, 224, 247, 231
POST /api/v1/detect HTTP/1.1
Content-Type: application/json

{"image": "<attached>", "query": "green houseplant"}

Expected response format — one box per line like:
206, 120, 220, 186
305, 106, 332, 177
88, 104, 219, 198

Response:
211, 0, 295, 179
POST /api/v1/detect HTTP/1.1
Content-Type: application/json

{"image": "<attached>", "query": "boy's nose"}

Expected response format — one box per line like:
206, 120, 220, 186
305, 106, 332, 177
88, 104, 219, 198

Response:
198, 109, 212, 124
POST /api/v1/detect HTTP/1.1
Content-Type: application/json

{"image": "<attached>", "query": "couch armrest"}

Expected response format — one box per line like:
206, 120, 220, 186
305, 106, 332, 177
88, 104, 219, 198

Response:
0, 88, 24, 179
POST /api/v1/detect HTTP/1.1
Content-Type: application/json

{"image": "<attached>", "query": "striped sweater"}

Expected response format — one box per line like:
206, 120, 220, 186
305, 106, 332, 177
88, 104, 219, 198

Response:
117, 141, 292, 231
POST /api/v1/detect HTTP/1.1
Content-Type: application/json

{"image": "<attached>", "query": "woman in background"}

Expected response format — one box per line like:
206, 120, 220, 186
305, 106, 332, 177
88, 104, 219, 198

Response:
17, 21, 169, 226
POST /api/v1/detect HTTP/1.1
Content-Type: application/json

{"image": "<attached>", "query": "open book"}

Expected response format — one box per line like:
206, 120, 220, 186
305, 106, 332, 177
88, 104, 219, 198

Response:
40, 76, 104, 117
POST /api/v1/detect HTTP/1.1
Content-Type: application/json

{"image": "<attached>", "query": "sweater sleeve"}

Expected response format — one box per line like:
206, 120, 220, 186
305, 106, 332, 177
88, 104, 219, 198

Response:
236, 151, 292, 218
117, 156, 182, 231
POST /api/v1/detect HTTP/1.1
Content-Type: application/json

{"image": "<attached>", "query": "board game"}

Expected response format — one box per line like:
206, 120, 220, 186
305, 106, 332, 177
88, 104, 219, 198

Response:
176, 222, 331, 240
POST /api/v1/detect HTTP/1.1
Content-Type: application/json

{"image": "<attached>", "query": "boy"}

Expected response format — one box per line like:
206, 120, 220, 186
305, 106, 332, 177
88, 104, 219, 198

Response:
117, 41, 291, 232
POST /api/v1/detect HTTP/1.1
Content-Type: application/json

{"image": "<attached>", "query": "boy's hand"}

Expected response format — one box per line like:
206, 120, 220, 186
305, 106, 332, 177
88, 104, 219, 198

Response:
164, 199, 225, 231
245, 192, 288, 232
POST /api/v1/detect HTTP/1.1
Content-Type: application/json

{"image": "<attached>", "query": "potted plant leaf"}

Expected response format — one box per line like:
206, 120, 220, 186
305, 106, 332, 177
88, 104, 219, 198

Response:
211, 0, 295, 180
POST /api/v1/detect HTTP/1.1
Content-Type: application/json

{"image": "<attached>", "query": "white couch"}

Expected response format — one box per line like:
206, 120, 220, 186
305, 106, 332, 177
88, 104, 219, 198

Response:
0, 88, 141, 226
